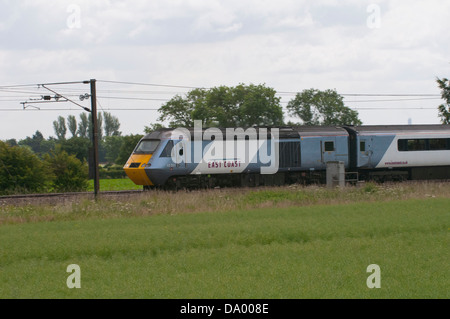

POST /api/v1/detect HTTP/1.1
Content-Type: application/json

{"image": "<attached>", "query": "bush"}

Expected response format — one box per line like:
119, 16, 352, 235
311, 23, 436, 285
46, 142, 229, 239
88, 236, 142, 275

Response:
44, 148, 89, 192
99, 165, 127, 179
0, 141, 52, 194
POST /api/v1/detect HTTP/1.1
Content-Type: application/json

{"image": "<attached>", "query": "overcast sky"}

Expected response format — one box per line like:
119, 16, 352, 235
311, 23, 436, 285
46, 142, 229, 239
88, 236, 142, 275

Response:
1, 0, 449, 140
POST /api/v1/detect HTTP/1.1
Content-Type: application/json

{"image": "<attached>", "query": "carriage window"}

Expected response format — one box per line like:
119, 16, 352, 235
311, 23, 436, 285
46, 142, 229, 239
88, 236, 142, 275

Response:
429, 138, 448, 150
398, 139, 408, 151
408, 139, 426, 151
398, 138, 450, 151
324, 141, 334, 152
360, 141, 366, 152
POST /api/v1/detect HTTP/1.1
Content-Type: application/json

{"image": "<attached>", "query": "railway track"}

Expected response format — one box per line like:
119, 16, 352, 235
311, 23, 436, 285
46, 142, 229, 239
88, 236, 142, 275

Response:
1, 179, 450, 205
0, 190, 144, 205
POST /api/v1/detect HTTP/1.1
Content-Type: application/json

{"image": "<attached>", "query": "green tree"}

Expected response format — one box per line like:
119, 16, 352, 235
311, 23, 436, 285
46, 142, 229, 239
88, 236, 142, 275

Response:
103, 136, 124, 163
115, 134, 143, 165
18, 130, 44, 154
67, 115, 78, 138
157, 84, 284, 127
103, 112, 121, 137
77, 113, 89, 138
287, 89, 362, 126
234, 84, 283, 127
18, 131, 56, 158
5, 139, 17, 147
44, 147, 88, 192
158, 90, 203, 127
0, 141, 52, 194
53, 116, 67, 140
58, 137, 91, 162
436, 77, 450, 124
144, 123, 165, 133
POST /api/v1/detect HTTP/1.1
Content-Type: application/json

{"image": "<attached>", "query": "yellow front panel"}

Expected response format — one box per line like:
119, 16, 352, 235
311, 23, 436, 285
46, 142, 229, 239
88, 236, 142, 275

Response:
123, 154, 154, 186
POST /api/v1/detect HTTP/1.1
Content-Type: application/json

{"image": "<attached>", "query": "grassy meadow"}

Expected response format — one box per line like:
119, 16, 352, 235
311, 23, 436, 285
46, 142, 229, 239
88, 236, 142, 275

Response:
87, 178, 142, 192
0, 182, 449, 299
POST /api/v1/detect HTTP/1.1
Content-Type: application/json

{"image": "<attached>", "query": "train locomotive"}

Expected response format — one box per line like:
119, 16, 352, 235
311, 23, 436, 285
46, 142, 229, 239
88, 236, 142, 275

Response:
123, 124, 450, 189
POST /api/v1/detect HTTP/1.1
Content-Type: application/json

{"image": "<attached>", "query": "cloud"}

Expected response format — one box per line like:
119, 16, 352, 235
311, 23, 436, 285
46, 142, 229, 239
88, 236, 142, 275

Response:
0, 0, 449, 139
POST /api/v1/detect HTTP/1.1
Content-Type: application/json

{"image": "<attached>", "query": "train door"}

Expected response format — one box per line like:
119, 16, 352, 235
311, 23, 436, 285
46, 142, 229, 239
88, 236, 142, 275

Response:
358, 137, 373, 168
321, 138, 336, 165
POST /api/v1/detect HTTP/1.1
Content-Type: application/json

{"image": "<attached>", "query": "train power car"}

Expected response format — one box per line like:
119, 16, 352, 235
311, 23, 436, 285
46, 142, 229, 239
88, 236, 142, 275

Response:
123, 124, 450, 189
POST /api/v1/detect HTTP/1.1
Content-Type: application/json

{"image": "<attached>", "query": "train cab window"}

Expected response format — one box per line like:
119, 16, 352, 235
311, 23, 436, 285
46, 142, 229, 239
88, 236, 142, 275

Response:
160, 140, 174, 157
360, 141, 366, 152
324, 141, 334, 152
134, 140, 160, 154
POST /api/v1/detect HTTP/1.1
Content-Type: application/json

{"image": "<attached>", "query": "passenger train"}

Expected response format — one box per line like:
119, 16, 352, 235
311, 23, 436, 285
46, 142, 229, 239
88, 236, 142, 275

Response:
123, 125, 450, 189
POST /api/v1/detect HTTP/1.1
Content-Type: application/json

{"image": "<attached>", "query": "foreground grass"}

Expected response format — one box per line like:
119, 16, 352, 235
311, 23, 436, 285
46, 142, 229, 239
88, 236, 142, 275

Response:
0, 195, 448, 298
87, 178, 142, 192
2, 181, 450, 224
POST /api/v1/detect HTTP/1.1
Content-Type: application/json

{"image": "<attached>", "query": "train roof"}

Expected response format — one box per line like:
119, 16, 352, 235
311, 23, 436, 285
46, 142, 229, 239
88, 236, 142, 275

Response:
143, 126, 351, 140
142, 124, 450, 140
346, 124, 450, 134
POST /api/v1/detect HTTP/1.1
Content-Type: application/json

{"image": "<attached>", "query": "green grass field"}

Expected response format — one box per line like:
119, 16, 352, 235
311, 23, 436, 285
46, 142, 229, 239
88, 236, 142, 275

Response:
87, 178, 142, 191
0, 188, 448, 298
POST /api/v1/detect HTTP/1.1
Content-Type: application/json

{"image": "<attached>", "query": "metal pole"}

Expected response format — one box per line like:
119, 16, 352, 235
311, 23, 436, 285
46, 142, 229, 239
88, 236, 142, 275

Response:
90, 79, 100, 197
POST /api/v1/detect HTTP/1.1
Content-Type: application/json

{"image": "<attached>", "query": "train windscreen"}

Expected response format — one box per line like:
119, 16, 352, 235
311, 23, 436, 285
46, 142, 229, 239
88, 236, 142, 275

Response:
134, 140, 160, 154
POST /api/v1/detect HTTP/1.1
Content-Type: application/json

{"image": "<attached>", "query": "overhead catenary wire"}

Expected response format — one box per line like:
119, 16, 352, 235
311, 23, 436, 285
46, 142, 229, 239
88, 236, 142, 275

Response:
0, 80, 446, 112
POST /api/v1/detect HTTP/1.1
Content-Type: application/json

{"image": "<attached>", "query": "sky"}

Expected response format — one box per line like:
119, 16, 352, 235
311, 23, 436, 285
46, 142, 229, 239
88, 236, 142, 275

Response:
0, 0, 449, 141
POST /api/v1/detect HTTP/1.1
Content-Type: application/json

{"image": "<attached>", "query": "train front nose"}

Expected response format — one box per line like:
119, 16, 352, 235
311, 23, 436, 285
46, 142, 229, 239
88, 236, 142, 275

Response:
123, 154, 154, 186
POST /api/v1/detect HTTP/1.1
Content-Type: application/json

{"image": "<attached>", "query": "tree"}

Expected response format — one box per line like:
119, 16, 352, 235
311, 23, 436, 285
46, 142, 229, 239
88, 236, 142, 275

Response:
144, 123, 165, 133
287, 89, 362, 126
0, 141, 52, 194
158, 90, 203, 127
67, 115, 78, 138
77, 113, 89, 138
157, 84, 284, 127
53, 116, 67, 140
44, 147, 88, 192
18, 130, 44, 154
437, 77, 450, 124
103, 136, 124, 163
58, 137, 91, 162
18, 131, 56, 157
5, 139, 17, 147
233, 84, 283, 127
103, 112, 121, 137
115, 134, 143, 165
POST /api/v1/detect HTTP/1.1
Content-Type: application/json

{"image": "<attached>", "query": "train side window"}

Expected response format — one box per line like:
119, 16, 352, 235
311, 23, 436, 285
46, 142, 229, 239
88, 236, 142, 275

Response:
160, 140, 174, 157
398, 139, 408, 151
360, 141, 366, 152
324, 141, 334, 152
408, 139, 426, 151
398, 138, 450, 152
429, 138, 447, 150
